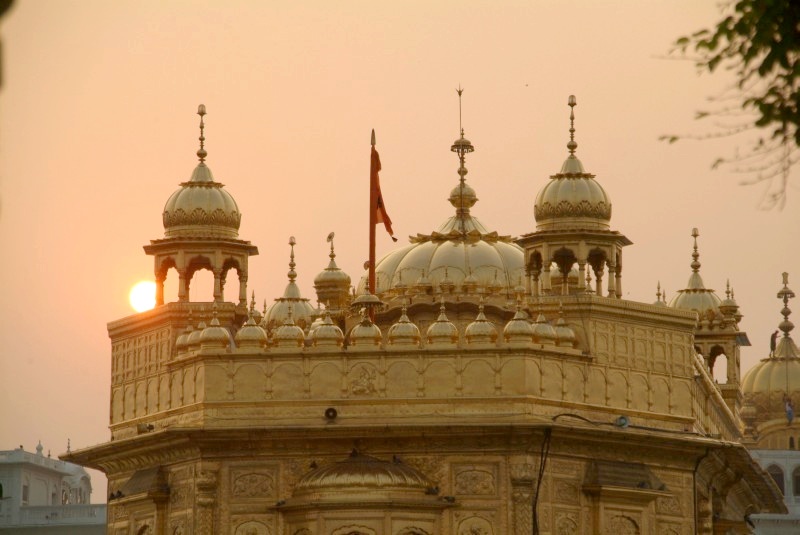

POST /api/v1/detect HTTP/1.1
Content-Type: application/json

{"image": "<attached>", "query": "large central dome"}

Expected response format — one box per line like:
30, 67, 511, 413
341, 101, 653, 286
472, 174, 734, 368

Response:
357, 132, 525, 303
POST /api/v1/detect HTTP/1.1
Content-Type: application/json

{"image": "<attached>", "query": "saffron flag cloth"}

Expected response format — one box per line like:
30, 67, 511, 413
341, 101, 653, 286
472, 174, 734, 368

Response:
371, 144, 398, 242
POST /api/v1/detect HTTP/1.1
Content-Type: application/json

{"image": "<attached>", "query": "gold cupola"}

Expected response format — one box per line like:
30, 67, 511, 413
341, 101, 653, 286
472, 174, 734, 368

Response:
234, 299, 268, 352
464, 301, 498, 345
741, 273, 800, 447
272, 307, 305, 350
199, 306, 231, 351
313, 232, 352, 315
310, 310, 345, 349
426, 299, 459, 347
503, 302, 534, 345
517, 95, 631, 298
387, 303, 421, 348
348, 312, 383, 350
145, 105, 258, 307
265, 237, 317, 331
668, 228, 723, 319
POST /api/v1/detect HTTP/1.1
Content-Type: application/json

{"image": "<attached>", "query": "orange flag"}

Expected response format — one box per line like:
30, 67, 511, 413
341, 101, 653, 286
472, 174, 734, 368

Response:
371, 141, 397, 242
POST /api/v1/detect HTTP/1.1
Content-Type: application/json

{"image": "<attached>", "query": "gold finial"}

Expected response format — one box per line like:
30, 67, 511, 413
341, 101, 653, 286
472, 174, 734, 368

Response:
690, 228, 701, 273
778, 272, 796, 338
725, 280, 732, 300
656, 281, 662, 302
457, 84, 464, 133
250, 291, 256, 313
567, 95, 578, 155
327, 231, 336, 261
197, 104, 207, 163
288, 236, 297, 283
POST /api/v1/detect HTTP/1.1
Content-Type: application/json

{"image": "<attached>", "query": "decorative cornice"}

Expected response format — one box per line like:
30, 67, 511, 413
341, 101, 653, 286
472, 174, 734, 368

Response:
534, 199, 612, 221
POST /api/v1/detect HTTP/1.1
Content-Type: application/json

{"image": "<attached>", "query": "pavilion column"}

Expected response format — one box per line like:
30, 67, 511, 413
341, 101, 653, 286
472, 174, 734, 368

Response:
577, 261, 587, 292
178, 269, 188, 302
238, 272, 248, 306
607, 261, 617, 297
542, 264, 552, 295
155, 272, 165, 306
615, 261, 623, 299
213, 268, 222, 302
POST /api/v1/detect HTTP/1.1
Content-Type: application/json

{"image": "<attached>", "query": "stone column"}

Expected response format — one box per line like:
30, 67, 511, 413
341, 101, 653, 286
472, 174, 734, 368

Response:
510, 462, 535, 535
195, 469, 218, 535
607, 261, 617, 297
178, 269, 188, 302
155, 272, 165, 306
213, 269, 222, 302
238, 271, 248, 306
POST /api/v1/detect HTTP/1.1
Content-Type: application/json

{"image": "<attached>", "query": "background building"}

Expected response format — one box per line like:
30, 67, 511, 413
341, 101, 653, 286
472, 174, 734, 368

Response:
65, 101, 785, 534
0, 442, 105, 534
741, 275, 800, 534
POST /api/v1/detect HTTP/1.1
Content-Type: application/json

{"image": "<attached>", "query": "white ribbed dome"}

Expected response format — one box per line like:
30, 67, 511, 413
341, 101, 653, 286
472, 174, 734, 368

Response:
163, 164, 241, 239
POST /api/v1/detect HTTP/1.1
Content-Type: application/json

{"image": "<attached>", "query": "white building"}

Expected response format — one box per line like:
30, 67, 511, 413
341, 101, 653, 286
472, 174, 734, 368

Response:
0, 443, 105, 534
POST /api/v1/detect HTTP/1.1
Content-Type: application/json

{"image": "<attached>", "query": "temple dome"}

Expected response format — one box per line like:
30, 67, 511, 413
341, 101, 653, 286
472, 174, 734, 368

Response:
668, 229, 722, 319
534, 155, 611, 231
162, 163, 241, 239
293, 451, 433, 496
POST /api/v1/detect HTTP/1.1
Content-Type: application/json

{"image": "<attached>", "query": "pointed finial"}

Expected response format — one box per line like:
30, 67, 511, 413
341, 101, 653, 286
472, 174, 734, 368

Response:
778, 272, 796, 338
371, 129, 376, 147
725, 280, 732, 300
250, 291, 256, 313
288, 236, 297, 282
262, 298, 268, 315
197, 104, 207, 163
567, 95, 578, 155
327, 231, 336, 261
457, 84, 464, 133
66, 438, 71, 453
656, 281, 662, 302
690, 228, 701, 272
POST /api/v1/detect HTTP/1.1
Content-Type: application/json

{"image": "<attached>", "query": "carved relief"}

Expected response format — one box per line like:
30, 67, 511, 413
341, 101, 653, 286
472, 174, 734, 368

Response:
535, 199, 611, 221
163, 207, 241, 230
457, 516, 493, 535
659, 525, 680, 535
606, 514, 639, 535
553, 479, 579, 503
404, 456, 445, 486
455, 469, 495, 495
553, 511, 578, 535
232, 473, 275, 498
656, 495, 682, 516
349, 365, 377, 396
170, 484, 188, 507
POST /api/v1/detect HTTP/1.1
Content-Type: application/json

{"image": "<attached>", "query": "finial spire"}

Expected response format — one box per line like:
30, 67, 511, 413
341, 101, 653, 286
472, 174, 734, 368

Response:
656, 281, 662, 302
288, 236, 297, 283
457, 84, 464, 134
371, 128, 376, 147
327, 231, 336, 261
197, 104, 207, 163
690, 228, 701, 273
778, 272, 796, 338
567, 95, 578, 155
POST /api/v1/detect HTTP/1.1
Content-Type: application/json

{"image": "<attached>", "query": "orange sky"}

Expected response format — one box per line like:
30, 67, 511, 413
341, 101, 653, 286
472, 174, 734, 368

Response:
1, 1, 798, 500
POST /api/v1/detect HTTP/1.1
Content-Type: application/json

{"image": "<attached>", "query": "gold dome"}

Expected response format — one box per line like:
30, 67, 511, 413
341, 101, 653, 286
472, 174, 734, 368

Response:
742, 273, 800, 432
426, 301, 459, 346
534, 97, 611, 232
272, 309, 305, 349
554, 306, 577, 348
532, 312, 557, 345
234, 308, 268, 351
162, 108, 241, 239
266, 239, 316, 330
668, 229, 722, 318
293, 451, 434, 496
356, 131, 525, 305
310, 310, 344, 348
464, 302, 498, 345
313, 234, 352, 310
503, 305, 534, 345
387, 305, 421, 347
200, 310, 231, 350
348, 316, 382, 349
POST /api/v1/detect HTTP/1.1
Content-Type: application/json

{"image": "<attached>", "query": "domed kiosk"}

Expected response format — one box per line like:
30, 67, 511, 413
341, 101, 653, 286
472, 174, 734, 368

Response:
144, 105, 258, 307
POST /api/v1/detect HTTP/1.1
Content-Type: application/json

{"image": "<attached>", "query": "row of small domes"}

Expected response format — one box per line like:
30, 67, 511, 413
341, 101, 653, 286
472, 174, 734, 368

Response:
175, 302, 578, 355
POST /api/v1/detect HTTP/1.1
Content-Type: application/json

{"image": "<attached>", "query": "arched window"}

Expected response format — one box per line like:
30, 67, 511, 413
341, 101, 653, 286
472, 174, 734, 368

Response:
793, 466, 800, 496
768, 465, 785, 495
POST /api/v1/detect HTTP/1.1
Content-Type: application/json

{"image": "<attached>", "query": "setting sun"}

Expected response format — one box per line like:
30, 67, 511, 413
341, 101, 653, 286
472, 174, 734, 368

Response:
129, 281, 156, 312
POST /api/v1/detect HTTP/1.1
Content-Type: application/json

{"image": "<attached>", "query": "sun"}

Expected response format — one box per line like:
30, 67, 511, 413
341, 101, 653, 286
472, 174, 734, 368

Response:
129, 281, 156, 312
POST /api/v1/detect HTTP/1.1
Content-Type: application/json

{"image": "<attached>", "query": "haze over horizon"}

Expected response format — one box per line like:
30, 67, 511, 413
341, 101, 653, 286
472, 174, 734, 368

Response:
1, 1, 798, 500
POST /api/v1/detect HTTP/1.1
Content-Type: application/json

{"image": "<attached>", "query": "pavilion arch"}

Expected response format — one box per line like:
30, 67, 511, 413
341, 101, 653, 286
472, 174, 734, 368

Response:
709, 345, 729, 384
767, 464, 785, 495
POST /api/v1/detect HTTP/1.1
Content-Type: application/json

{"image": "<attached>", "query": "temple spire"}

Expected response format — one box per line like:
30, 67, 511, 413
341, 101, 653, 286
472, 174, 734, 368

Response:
567, 95, 577, 155
197, 104, 207, 163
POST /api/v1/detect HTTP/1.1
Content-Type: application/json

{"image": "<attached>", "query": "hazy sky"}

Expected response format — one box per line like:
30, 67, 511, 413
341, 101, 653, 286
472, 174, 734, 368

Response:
1, 1, 798, 500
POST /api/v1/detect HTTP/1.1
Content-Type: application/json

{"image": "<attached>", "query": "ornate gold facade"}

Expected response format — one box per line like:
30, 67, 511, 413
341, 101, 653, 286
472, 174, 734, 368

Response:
65, 100, 785, 535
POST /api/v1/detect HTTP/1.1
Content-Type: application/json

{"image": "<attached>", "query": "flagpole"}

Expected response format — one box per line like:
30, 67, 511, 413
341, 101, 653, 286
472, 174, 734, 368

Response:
369, 129, 377, 319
